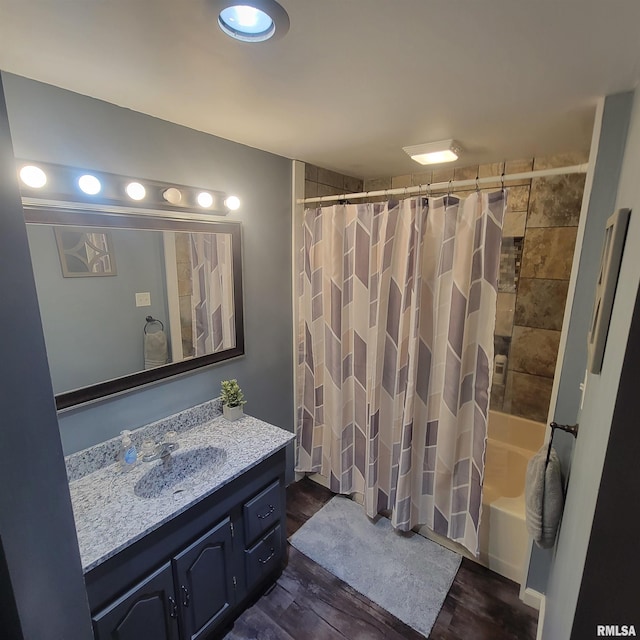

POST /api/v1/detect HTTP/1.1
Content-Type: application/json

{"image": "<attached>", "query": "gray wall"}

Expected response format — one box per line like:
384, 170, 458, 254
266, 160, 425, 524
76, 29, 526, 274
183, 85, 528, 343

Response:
551, 92, 633, 427
543, 87, 640, 638
526, 92, 634, 593
571, 286, 640, 637
2, 73, 294, 470
0, 74, 93, 639
27, 225, 169, 394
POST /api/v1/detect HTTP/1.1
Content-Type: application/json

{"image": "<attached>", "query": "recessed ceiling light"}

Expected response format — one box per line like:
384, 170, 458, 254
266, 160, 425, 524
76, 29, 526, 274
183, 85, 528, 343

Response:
197, 192, 214, 208
224, 195, 241, 211
78, 174, 102, 195
19, 165, 47, 188
215, 0, 289, 43
126, 182, 146, 201
403, 140, 461, 165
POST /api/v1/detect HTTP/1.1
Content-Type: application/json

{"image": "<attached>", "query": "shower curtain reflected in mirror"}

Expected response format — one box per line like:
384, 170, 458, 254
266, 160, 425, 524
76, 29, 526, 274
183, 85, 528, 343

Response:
189, 232, 236, 356
296, 192, 505, 554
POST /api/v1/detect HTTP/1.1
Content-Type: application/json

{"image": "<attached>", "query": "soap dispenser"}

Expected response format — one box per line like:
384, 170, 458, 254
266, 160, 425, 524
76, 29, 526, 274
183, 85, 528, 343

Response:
119, 430, 138, 471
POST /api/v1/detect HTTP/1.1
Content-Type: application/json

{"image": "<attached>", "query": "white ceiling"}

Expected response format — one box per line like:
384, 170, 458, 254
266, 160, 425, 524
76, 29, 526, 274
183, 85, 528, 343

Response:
1, 0, 640, 178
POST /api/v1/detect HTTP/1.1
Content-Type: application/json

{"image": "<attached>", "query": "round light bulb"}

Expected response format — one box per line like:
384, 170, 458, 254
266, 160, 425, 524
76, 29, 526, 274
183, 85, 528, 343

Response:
19, 165, 47, 189
163, 187, 182, 205
126, 182, 146, 201
78, 174, 101, 195
225, 195, 241, 211
197, 192, 214, 208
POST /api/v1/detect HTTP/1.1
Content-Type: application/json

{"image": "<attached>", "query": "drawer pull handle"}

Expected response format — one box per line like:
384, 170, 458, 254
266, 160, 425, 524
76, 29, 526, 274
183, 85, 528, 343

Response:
257, 504, 275, 519
181, 585, 190, 607
168, 595, 178, 618
259, 547, 275, 565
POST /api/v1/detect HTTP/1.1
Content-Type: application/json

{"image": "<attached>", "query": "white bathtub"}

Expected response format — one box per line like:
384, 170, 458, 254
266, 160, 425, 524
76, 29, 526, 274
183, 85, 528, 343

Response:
477, 410, 545, 583
308, 409, 545, 586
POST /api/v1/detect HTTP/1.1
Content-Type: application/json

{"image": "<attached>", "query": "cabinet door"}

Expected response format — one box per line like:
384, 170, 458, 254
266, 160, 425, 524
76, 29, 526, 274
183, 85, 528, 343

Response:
92, 562, 179, 640
173, 516, 235, 640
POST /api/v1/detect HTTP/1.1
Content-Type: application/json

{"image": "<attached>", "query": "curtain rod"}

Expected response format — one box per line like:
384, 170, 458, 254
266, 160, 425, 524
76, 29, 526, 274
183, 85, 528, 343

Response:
297, 163, 589, 205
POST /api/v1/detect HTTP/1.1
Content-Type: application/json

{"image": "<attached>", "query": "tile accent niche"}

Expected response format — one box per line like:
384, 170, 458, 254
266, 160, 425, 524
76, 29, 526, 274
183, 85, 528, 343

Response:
305, 152, 587, 424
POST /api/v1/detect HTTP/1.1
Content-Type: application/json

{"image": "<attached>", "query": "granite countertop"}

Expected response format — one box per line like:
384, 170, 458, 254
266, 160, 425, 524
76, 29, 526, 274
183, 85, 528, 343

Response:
68, 405, 294, 573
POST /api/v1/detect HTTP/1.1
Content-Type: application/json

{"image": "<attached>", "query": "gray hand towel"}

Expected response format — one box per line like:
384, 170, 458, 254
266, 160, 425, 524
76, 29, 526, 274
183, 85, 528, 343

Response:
525, 445, 564, 549
144, 330, 168, 369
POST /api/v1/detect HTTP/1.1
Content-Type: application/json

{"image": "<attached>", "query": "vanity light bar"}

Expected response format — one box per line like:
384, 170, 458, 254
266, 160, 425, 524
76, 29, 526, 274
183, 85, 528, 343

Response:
16, 160, 240, 215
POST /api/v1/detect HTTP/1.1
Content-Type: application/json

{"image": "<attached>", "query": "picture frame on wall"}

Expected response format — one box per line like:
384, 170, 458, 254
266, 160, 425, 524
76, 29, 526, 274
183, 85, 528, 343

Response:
587, 207, 631, 374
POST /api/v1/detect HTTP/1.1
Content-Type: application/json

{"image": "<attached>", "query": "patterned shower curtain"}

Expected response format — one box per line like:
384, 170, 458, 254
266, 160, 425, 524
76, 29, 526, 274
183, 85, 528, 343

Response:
296, 192, 505, 554
190, 233, 236, 356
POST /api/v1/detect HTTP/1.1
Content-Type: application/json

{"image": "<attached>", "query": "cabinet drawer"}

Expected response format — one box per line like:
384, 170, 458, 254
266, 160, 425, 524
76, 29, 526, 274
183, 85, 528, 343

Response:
245, 524, 283, 588
243, 481, 281, 546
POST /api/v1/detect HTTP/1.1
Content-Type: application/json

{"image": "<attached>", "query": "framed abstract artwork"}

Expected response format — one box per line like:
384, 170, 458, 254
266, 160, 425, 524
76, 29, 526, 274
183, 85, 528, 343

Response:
54, 227, 117, 277
587, 208, 631, 374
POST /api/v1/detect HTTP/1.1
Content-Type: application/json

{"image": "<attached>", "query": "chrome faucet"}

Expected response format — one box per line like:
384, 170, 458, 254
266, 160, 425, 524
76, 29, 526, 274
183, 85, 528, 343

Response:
141, 436, 179, 462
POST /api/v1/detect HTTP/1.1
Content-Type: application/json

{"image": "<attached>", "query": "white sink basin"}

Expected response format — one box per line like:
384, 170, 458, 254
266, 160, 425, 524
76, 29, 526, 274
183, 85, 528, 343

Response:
134, 446, 227, 499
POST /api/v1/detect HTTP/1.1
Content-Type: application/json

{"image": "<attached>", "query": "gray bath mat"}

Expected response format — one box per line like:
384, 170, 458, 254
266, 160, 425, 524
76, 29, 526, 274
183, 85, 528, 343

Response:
289, 495, 461, 638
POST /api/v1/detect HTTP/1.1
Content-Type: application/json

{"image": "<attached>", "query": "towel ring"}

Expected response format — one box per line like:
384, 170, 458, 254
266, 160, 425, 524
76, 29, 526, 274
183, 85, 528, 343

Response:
144, 316, 164, 334
545, 422, 579, 467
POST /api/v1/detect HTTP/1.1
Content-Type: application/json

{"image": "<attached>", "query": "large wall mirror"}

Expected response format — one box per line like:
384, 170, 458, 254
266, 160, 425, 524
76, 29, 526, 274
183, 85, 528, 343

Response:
23, 206, 244, 410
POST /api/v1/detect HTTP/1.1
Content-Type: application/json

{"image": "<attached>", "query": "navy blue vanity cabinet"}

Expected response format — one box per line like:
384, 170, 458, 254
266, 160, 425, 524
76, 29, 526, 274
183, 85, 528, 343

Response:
243, 481, 282, 544
172, 516, 235, 640
243, 480, 286, 591
245, 523, 284, 588
86, 448, 287, 640
92, 562, 179, 640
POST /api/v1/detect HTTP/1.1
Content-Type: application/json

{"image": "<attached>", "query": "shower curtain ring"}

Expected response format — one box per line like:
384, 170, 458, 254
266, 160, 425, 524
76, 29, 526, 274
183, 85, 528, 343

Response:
447, 179, 452, 197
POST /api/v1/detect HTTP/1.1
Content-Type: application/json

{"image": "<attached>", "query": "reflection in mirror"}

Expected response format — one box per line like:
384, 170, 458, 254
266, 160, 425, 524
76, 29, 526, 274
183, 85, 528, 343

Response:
24, 207, 243, 409
175, 231, 236, 358
54, 227, 117, 277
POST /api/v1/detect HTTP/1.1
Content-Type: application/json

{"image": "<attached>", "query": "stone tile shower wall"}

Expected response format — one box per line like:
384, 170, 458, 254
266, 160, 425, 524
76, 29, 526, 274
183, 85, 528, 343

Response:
304, 164, 364, 201
501, 155, 586, 422
304, 153, 586, 423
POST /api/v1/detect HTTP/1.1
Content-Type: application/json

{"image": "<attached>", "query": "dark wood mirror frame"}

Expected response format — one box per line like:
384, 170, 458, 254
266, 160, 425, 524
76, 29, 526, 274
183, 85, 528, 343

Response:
24, 206, 244, 410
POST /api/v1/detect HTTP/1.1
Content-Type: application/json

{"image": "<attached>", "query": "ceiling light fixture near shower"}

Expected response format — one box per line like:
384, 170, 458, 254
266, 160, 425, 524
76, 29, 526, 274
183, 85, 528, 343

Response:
214, 0, 290, 42
403, 139, 461, 165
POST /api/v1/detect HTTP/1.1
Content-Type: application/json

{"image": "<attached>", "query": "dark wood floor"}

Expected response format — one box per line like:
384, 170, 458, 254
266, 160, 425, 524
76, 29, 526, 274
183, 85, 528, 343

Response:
225, 477, 538, 640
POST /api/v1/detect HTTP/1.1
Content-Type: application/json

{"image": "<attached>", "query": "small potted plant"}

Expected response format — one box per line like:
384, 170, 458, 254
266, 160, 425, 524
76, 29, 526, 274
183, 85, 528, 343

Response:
220, 379, 246, 421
